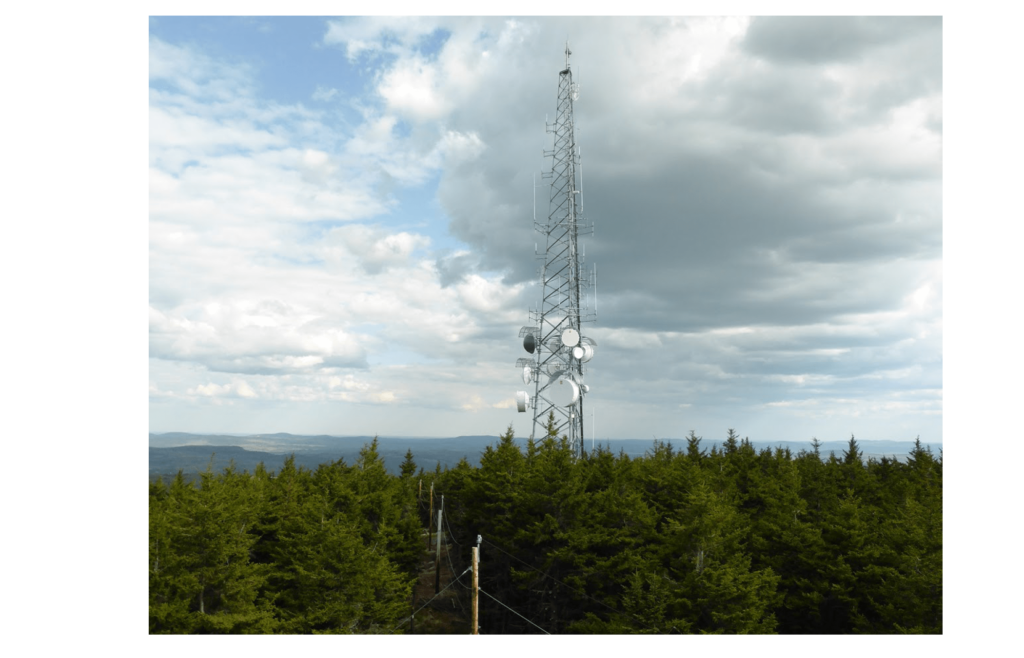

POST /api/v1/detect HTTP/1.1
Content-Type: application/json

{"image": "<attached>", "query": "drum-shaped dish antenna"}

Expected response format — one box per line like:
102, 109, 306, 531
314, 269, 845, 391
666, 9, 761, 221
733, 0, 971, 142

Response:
545, 374, 580, 407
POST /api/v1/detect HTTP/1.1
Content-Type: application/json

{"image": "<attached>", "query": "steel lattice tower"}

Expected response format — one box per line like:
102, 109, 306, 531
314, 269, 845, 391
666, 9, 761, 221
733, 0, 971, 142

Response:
515, 45, 595, 459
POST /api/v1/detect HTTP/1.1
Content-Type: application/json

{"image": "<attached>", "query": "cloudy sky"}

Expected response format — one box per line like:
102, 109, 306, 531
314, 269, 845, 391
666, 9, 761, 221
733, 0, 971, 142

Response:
148, 16, 942, 443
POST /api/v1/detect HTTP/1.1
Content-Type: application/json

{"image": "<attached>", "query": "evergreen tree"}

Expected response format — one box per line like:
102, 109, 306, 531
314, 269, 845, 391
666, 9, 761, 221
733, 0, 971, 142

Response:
661, 473, 779, 633
349, 438, 422, 578
399, 449, 417, 479
742, 448, 823, 633
723, 428, 740, 455
152, 423, 942, 635
149, 466, 275, 634
684, 430, 706, 462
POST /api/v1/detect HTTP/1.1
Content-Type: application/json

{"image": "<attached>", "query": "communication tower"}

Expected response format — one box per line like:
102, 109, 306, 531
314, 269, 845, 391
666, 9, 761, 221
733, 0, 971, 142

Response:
515, 44, 596, 459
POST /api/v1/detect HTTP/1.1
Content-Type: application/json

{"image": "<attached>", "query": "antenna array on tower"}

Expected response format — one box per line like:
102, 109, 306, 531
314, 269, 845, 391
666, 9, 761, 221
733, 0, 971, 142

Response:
514, 44, 596, 459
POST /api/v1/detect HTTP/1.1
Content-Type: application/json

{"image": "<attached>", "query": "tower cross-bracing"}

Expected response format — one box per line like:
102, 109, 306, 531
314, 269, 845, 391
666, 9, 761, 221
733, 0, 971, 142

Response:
515, 45, 596, 460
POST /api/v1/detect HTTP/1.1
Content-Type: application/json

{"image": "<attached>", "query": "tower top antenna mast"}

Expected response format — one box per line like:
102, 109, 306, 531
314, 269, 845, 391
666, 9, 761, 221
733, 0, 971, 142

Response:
513, 47, 596, 460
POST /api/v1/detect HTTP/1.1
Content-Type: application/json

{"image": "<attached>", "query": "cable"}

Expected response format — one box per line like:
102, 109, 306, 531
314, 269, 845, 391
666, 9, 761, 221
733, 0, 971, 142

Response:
481, 537, 683, 634
483, 538, 609, 607
478, 588, 551, 635
442, 509, 462, 547
433, 507, 471, 592
440, 521, 471, 595
430, 495, 682, 633
389, 567, 471, 633
443, 531, 471, 591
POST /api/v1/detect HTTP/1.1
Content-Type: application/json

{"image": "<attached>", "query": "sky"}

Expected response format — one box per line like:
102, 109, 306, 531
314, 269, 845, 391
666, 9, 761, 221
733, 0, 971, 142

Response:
148, 15, 943, 443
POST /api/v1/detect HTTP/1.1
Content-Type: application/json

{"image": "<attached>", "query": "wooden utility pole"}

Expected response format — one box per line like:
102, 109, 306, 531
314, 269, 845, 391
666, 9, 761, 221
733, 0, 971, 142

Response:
472, 545, 479, 635
434, 505, 443, 594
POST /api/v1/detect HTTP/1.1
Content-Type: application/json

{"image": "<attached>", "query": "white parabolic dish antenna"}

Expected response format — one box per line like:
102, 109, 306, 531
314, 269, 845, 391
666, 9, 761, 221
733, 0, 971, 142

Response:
516, 391, 529, 412
546, 375, 580, 407
522, 366, 532, 384
561, 328, 580, 347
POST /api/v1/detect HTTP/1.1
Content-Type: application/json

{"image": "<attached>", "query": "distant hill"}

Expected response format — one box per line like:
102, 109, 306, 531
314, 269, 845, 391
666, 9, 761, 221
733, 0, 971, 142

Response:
149, 432, 940, 481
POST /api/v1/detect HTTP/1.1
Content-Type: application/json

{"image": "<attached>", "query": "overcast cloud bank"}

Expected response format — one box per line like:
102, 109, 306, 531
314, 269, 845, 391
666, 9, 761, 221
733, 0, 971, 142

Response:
149, 16, 941, 442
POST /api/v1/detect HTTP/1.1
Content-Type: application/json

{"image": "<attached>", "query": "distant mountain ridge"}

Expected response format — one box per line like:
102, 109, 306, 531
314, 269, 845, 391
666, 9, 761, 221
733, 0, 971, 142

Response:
149, 432, 940, 479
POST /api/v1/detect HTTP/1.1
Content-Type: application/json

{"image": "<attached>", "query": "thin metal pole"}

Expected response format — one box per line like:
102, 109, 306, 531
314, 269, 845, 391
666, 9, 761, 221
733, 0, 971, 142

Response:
427, 482, 434, 550
434, 507, 443, 594
472, 546, 479, 635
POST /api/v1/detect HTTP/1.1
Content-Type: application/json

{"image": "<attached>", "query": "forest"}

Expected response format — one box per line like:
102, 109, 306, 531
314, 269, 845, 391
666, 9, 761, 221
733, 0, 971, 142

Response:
148, 418, 942, 634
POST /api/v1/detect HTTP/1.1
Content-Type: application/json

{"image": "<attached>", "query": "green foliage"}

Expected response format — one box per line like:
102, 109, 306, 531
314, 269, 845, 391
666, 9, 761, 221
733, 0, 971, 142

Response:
150, 428, 942, 635
399, 449, 417, 479
149, 467, 276, 634
435, 428, 941, 635
149, 443, 419, 634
